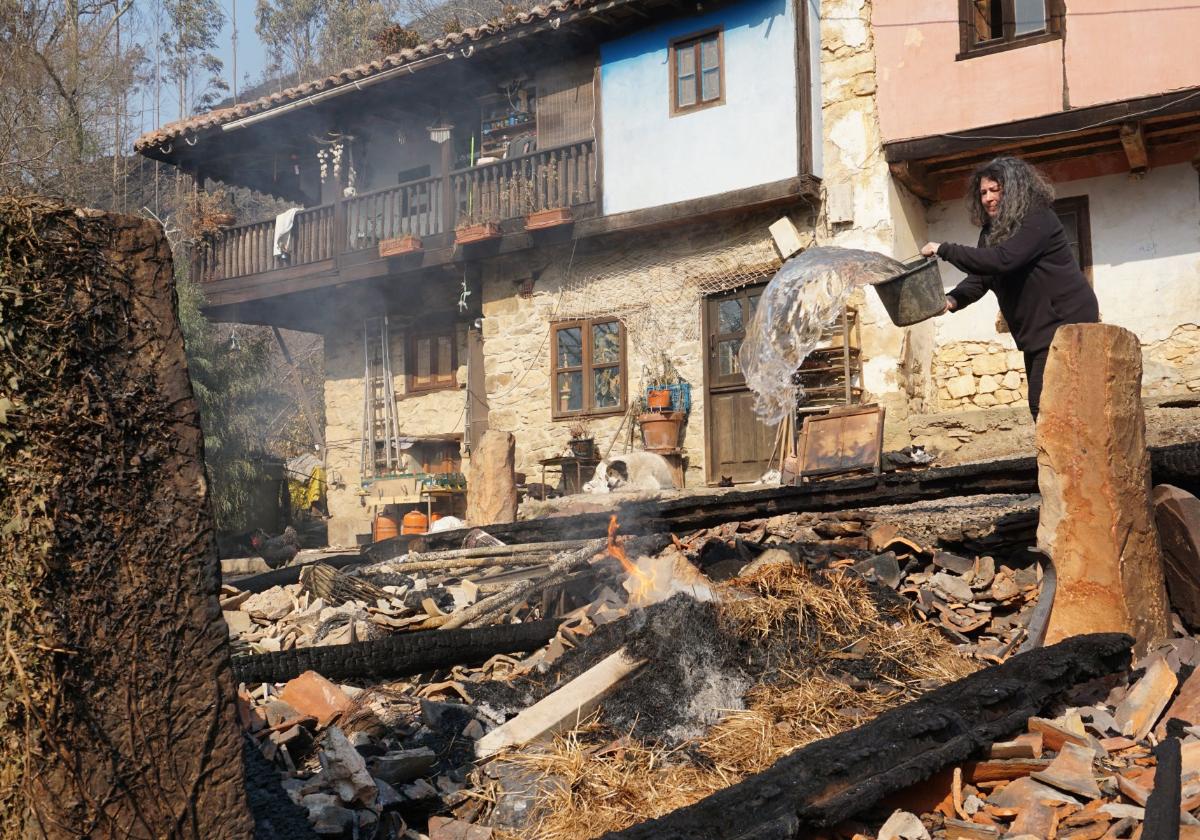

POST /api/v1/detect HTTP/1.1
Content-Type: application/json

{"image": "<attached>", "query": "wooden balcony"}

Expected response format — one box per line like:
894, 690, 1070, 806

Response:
191, 139, 597, 287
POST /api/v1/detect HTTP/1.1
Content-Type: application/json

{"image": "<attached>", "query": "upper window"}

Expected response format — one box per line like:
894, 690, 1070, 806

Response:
958, 0, 1062, 59
408, 329, 457, 392
551, 319, 626, 418
670, 29, 724, 116
1053, 195, 1092, 284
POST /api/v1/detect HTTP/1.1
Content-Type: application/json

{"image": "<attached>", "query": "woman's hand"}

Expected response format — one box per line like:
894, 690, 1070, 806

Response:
943, 295, 957, 313
921, 242, 941, 258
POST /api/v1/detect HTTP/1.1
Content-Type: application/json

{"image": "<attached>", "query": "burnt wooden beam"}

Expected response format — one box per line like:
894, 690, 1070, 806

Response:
1142, 738, 1182, 840
1120, 122, 1150, 175
366, 440, 1200, 560
602, 633, 1133, 840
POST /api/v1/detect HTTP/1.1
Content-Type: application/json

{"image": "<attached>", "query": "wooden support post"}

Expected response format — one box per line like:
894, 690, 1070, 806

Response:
1120, 122, 1149, 175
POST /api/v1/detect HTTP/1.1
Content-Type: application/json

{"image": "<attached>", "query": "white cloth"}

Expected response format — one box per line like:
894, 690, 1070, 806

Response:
273, 208, 300, 258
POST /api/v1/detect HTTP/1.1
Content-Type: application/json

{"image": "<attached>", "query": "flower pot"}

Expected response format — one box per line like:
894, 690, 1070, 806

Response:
455, 221, 501, 245
568, 437, 595, 459
646, 388, 673, 411
379, 234, 422, 257
525, 207, 573, 231
638, 412, 682, 451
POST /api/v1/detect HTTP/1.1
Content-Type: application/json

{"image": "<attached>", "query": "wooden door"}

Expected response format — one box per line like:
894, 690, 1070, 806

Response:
704, 285, 779, 485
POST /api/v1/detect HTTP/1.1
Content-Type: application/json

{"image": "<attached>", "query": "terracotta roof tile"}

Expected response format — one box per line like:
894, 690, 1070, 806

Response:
135, 0, 594, 152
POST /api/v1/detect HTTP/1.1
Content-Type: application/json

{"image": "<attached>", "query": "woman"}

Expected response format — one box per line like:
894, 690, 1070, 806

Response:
921, 156, 1099, 420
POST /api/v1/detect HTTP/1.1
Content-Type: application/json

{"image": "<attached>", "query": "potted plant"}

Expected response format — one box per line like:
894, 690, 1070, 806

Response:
523, 166, 574, 231
643, 354, 687, 413
638, 355, 689, 452
454, 208, 501, 245
379, 233, 422, 257
567, 419, 595, 459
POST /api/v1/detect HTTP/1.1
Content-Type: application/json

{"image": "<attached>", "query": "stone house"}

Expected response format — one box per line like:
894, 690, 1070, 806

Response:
136, 0, 1200, 548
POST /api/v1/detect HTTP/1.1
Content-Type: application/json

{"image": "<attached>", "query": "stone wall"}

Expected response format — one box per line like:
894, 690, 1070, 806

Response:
1144, 324, 1200, 397
932, 341, 1029, 412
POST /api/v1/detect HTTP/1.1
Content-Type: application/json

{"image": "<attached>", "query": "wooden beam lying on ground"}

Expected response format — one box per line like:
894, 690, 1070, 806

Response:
603, 633, 1132, 840
476, 648, 646, 760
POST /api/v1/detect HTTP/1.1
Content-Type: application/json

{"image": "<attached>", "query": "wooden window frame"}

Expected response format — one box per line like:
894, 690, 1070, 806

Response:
1053, 195, 1093, 284
550, 318, 627, 419
407, 328, 458, 393
957, 0, 1064, 61
669, 28, 726, 117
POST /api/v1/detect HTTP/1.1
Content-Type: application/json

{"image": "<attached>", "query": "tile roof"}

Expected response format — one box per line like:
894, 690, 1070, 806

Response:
135, 0, 600, 152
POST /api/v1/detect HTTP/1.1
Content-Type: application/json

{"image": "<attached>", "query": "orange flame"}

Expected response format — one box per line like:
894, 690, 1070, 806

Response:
606, 515, 655, 595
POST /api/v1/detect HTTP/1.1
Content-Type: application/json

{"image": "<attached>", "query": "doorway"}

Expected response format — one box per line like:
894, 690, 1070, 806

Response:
703, 284, 780, 484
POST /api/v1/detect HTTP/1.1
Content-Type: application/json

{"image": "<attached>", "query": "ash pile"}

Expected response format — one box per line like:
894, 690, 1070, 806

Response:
225, 498, 1066, 839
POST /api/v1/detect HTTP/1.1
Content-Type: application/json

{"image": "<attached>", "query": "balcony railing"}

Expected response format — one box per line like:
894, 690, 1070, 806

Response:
192, 139, 597, 284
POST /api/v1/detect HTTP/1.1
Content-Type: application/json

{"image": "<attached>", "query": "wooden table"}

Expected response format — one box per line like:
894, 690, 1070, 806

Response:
538, 455, 600, 498
419, 487, 467, 521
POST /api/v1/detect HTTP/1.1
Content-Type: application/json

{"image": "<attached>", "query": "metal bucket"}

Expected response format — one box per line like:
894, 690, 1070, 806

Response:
872, 257, 946, 327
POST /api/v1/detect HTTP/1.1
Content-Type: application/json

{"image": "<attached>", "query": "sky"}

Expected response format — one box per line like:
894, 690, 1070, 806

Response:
215, 0, 270, 101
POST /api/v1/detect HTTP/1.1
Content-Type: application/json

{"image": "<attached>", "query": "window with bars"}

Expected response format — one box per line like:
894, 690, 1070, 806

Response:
408, 329, 457, 392
670, 29, 724, 116
959, 0, 1062, 58
551, 319, 626, 418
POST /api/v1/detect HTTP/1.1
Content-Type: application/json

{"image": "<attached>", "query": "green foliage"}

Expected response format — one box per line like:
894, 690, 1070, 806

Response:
256, 0, 401, 83
175, 266, 276, 532
160, 0, 228, 116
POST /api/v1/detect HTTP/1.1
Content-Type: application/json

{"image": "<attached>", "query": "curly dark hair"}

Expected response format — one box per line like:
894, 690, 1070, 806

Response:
967, 156, 1056, 246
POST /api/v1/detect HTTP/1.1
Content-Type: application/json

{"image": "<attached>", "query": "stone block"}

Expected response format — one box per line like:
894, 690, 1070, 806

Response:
977, 375, 999, 394
974, 394, 998, 408
994, 389, 1015, 404
467, 431, 518, 526
946, 374, 976, 399
1037, 324, 1170, 655
972, 353, 1007, 376
1007, 351, 1024, 370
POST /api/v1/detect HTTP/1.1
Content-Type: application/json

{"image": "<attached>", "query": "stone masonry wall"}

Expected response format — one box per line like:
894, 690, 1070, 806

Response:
933, 341, 1029, 412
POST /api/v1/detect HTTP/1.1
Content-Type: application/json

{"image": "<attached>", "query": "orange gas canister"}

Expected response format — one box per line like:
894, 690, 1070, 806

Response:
373, 511, 400, 542
401, 509, 429, 535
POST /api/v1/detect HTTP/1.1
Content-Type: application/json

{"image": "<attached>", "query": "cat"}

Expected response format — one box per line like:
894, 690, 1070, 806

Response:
717, 475, 734, 487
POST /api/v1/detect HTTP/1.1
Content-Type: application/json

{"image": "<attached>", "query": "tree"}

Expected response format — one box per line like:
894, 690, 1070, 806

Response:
255, 0, 400, 84
159, 0, 227, 119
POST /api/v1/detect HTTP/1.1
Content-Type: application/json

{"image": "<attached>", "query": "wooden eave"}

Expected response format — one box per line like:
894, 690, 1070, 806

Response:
885, 86, 1200, 202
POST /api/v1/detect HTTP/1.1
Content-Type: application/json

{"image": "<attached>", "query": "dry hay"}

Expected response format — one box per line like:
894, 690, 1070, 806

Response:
493, 563, 976, 839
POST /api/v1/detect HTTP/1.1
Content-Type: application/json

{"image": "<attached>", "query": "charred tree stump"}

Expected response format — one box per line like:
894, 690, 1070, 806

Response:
231, 619, 558, 683
0, 202, 252, 838
603, 633, 1132, 840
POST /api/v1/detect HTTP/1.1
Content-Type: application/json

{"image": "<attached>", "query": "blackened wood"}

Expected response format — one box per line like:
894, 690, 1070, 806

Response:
603, 633, 1132, 840
367, 442, 1200, 560
1142, 738, 1182, 840
231, 619, 558, 683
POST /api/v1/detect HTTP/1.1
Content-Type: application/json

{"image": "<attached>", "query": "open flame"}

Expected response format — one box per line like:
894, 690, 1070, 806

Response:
606, 514, 658, 603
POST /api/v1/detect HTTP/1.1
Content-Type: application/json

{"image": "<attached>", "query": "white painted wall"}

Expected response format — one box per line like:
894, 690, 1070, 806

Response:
599, 0, 799, 214
928, 163, 1200, 349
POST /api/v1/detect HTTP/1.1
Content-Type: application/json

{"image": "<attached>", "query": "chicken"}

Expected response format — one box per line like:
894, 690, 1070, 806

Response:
250, 526, 300, 569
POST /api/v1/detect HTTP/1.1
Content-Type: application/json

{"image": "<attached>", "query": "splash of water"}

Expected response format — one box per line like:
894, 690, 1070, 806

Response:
739, 247, 907, 424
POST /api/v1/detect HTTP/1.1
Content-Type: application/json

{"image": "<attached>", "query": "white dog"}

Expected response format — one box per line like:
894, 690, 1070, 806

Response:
584, 452, 676, 494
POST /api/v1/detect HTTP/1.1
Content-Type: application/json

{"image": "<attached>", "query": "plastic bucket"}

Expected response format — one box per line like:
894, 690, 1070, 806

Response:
872, 257, 946, 327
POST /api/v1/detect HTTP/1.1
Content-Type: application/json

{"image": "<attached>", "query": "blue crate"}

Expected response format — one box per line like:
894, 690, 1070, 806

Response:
645, 382, 692, 413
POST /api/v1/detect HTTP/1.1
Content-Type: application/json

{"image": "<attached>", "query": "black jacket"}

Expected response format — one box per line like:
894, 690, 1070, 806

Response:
939, 206, 1100, 353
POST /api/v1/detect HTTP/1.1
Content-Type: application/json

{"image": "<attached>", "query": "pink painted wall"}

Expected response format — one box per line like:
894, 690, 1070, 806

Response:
873, 2, 1200, 143
1064, 0, 1200, 108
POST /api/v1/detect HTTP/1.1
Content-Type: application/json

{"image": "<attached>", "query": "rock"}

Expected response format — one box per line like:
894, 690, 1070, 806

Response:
262, 699, 302, 727
947, 375, 976, 399
421, 698, 472, 729
375, 777, 403, 808
241, 586, 294, 621
878, 809, 930, 840
933, 552, 975, 575
319, 726, 378, 807
401, 777, 439, 802
1037, 324, 1170, 655
279, 670, 354, 728
369, 747, 437, 785
1002, 370, 1023, 390
223, 610, 253, 635
977, 374, 999, 394
429, 816, 494, 840
1153, 484, 1200, 627
852, 553, 902, 589
466, 430, 518, 526
972, 353, 1007, 376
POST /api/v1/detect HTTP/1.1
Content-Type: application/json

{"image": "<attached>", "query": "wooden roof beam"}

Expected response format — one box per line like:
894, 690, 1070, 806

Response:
1120, 122, 1149, 176
889, 161, 936, 203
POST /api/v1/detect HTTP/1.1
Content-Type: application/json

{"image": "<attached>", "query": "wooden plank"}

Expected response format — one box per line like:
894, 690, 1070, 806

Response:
1120, 122, 1150, 174
476, 649, 646, 759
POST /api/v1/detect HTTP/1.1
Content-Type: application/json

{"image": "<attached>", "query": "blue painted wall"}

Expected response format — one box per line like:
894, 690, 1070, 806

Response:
599, 0, 799, 214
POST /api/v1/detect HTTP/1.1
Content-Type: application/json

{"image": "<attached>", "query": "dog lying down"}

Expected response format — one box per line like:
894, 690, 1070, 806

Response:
583, 452, 675, 493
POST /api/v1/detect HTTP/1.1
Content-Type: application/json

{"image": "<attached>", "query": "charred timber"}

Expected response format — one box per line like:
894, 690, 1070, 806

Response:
603, 633, 1132, 840
231, 620, 558, 683
367, 442, 1200, 560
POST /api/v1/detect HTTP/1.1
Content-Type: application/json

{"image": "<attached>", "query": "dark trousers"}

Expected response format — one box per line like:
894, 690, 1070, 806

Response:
1024, 348, 1050, 420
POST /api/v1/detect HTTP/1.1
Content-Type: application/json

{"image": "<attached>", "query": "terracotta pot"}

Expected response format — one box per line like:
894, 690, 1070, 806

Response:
379, 234, 422, 257
401, 509, 428, 535
374, 511, 400, 542
454, 221, 501, 245
568, 437, 595, 458
646, 388, 673, 410
638, 412, 682, 451
525, 207, 573, 231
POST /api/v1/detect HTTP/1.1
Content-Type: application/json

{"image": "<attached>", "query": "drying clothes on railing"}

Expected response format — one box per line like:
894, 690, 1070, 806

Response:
273, 207, 300, 258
